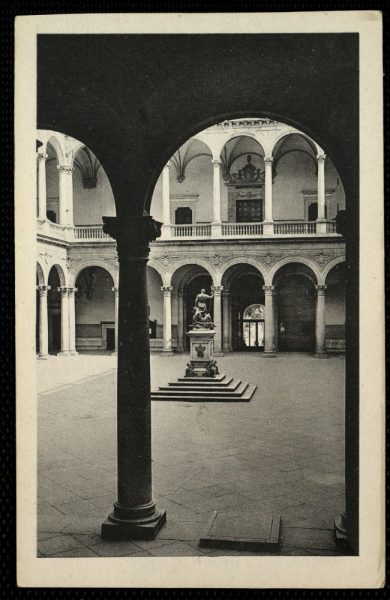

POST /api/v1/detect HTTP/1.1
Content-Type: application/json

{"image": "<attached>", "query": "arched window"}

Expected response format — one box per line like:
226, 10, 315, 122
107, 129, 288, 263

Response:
175, 207, 192, 225
243, 304, 265, 320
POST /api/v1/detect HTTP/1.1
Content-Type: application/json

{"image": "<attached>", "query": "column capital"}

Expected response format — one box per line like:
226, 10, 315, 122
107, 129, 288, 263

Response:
316, 153, 327, 163
211, 285, 224, 295
315, 284, 327, 295
263, 284, 275, 294
57, 164, 74, 175
36, 284, 50, 294
58, 286, 77, 295
264, 155, 274, 166
112, 285, 119, 294
67, 287, 78, 296
37, 152, 48, 162
163, 161, 172, 170
211, 158, 222, 168
103, 216, 162, 260
161, 285, 173, 295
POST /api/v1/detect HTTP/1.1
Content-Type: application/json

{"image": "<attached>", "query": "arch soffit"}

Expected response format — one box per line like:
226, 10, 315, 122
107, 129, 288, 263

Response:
218, 132, 265, 158
48, 263, 67, 287
321, 256, 346, 285
188, 135, 214, 158
46, 134, 65, 164
36, 260, 46, 286
71, 260, 117, 287
271, 130, 321, 157
167, 259, 217, 288
147, 261, 164, 284
269, 257, 321, 286
220, 258, 267, 286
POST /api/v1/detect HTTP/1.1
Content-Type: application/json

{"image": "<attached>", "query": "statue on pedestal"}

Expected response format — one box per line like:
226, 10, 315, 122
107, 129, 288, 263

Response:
192, 289, 214, 329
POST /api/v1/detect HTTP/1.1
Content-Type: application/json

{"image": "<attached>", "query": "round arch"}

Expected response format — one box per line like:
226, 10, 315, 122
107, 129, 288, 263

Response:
270, 130, 321, 158
219, 257, 267, 287
147, 259, 165, 284
46, 134, 65, 164
167, 259, 217, 287
48, 263, 66, 287
321, 256, 346, 285
269, 257, 321, 286
36, 261, 46, 286
70, 260, 117, 288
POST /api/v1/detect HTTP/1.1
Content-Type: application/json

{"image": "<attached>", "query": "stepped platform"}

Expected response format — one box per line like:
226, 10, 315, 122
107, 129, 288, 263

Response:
151, 373, 256, 402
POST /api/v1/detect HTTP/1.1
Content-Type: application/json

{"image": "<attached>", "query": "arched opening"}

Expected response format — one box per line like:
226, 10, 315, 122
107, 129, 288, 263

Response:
47, 266, 63, 354
45, 142, 60, 223
274, 263, 318, 352
146, 266, 164, 350
325, 262, 346, 353
75, 266, 115, 352
222, 264, 265, 352
171, 264, 214, 351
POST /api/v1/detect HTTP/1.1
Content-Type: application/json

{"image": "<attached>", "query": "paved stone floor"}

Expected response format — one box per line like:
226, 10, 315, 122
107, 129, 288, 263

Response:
37, 352, 347, 557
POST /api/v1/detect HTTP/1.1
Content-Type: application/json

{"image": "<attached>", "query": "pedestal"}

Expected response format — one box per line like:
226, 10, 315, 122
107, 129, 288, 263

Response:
185, 328, 218, 377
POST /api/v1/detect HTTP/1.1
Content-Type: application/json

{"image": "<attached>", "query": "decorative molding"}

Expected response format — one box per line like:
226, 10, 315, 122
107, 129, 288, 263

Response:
211, 285, 224, 294
315, 284, 327, 295
102, 216, 162, 259
204, 254, 234, 266
57, 165, 74, 175
263, 285, 275, 294
161, 286, 173, 295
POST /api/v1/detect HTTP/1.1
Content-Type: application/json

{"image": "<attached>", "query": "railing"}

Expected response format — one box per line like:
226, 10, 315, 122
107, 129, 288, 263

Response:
172, 224, 212, 237
74, 225, 112, 240
37, 219, 67, 240
327, 221, 337, 233
273, 221, 317, 235
222, 223, 263, 236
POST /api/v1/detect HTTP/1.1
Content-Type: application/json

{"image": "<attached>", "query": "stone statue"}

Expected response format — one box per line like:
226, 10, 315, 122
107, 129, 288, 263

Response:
192, 288, 214, 328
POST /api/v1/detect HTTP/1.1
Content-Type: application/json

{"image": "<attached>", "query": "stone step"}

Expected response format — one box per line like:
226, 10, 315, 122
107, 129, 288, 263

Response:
159, 379, 241, 393
169, 375, 233, 387
151, 382, 257, 402
152, 380, 247, 398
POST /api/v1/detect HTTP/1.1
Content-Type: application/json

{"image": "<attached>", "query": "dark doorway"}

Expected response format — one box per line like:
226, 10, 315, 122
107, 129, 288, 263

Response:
277, 275, 316, 351
106, 328, 115, 351
230, 272, 264, 351
48, 266, 61, 354
236, 199, 263, 222
175, 207, 192, 225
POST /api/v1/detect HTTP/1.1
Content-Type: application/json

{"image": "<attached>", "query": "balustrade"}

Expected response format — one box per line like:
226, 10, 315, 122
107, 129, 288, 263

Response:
273, 222, 317, 235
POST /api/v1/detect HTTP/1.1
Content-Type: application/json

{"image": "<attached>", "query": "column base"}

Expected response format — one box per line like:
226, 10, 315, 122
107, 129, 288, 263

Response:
211, 222, 222, 237
101, 509, 166, 541
111, 351, 117, 356
263, 351, 277, 358
316, 219, 327, 234
214, 351, 224, 357
57, 351, 75, 357
262, 221, 274, 235
37, 353, 48, 360
315, 352, 328, 359
160, 350, 174, 357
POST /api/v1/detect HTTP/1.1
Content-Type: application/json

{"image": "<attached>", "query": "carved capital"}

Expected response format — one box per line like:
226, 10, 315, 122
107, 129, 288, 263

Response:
68, 287, 78, 297
263, 285, 275, 295
212, 159, 222, 168
211, 285, 224, 295
316, 154, 327, 164
264, 155, 274, 166
36, 285, 50, 294
57, 165, 74, 175
315, 284, 327, 295
112, 286, 119, 294
37, 153, 48, 162
161, 285, 173, 296
102, 216, 162, 260
164, 161, 172, 170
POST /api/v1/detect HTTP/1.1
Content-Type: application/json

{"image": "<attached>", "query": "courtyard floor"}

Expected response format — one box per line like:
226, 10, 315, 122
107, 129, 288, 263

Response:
37, 352, 347, 557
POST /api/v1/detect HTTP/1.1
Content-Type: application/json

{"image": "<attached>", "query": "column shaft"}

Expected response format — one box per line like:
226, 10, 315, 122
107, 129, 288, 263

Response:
263, 156, 274, 234
211, 285, 223, 355
37, 153, 47, 219
101, 215, 165, 539
161, 286, 173, 354
176, 292, 184, 352
58, 165, 74, 226
316, 154, 327, 233
112, 286, 119, 354
37, 286, 49, 358
161, 163, 171, 238
211, 159, 222, 236
68, 288, 77, 355
263, 285, 276, 356
315, 285, 327, 357
222, 292, 231, 352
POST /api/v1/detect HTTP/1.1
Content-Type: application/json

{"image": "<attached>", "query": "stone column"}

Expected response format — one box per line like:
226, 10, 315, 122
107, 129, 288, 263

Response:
263, 156, 274, 235
263, 285, 276, 357
57, 165, 74, 226
37, 153, 48, 220
211, 159, 222, 237
211, 285, 223, 355
222, 291, 231, 353
68, 287, 78, 355
161, 162, 171, 239
37, 285, 50, 358
112, 286, 119, 355
161, 286, 174, 355
176, 291, 184, 352
316, 154, 327, 233
315, 284, 327, 357
58, 287, 70, 355
101, 215, 166, 540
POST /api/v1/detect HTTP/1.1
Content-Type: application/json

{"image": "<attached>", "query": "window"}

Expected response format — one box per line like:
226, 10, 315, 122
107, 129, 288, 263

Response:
175, 207, 192, 224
